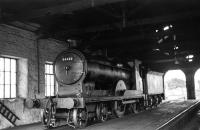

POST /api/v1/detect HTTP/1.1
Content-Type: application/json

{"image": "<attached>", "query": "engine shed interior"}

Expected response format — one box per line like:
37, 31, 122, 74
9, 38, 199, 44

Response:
0, 0, 200, 129
1, 0, 200, 66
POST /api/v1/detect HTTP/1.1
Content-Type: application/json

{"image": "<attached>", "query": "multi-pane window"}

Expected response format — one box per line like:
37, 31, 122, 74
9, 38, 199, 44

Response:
0, 57, 17, 99
45, 63, 55, 96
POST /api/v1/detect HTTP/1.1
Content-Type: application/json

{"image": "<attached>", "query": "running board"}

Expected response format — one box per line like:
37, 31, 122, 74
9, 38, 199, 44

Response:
122, 100, 137, 104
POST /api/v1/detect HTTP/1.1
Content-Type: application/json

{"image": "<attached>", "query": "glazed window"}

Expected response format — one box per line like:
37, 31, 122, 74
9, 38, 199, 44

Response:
0, 57, 17, 99
45, 63, 55, 96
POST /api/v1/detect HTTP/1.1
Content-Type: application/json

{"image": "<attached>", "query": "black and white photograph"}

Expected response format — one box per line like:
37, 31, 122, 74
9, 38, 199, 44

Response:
0, 0, 200, 130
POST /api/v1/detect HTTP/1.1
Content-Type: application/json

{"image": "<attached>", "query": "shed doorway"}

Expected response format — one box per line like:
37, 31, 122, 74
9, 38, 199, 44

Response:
164, 70, 187, 100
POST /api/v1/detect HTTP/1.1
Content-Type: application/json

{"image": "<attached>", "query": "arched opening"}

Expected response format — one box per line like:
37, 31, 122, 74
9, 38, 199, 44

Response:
164, 70, 187, 100
194, 68, 200, 99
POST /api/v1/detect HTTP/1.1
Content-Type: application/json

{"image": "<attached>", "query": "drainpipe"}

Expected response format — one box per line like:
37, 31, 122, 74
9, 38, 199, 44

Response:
36, 37, 40, 94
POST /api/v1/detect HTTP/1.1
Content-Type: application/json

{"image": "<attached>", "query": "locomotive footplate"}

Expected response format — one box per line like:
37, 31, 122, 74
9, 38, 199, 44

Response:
85, 94, 145, 103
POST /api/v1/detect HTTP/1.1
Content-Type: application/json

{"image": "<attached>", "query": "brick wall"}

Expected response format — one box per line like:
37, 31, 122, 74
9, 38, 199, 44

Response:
0, 24, 68, 129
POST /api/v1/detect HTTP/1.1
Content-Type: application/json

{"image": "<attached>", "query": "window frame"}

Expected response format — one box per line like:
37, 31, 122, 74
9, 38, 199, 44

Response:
0, 56, 17, 99
45, 62, 56, 97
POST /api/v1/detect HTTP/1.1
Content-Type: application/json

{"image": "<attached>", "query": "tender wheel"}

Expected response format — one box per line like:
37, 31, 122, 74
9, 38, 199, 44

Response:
114, 100, 126, 118
42, 98, 54, 128
158, 95, 162, 104
148, 97, 153, 108
72, 108, 88, 128
153, 96, 159, 107
96, 103, 108, 122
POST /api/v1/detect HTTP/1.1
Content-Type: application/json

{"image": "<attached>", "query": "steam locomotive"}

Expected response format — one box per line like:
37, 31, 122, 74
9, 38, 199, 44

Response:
41, 49, 164, 128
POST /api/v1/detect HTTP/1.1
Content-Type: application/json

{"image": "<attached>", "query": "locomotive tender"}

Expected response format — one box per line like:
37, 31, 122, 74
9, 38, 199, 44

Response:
42, 49, 164, 128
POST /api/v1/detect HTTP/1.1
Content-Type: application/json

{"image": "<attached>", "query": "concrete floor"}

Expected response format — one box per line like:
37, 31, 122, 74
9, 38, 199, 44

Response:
182, 110, 200, 130
4, 100, 199, 130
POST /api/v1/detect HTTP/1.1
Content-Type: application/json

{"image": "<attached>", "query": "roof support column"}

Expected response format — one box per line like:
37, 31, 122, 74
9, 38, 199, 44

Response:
182, 68, 196, 99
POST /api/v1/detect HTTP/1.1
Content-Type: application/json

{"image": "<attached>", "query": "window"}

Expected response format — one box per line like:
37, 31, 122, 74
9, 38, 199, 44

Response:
0, 57, 17, 99
45, 63, 55, 96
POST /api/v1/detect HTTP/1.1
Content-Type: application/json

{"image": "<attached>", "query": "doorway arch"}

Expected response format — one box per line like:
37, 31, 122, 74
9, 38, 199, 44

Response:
194, 68, 200, 99
164, 69, 187, 100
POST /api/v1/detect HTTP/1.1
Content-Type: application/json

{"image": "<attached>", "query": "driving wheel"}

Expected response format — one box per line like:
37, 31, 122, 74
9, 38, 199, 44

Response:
72, 108, 88, 128
114, 100, 126, 118
96, 103, 108, 122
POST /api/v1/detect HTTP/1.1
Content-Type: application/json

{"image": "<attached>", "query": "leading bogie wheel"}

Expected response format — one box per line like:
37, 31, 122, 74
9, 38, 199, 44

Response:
42, 98, 54, 128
